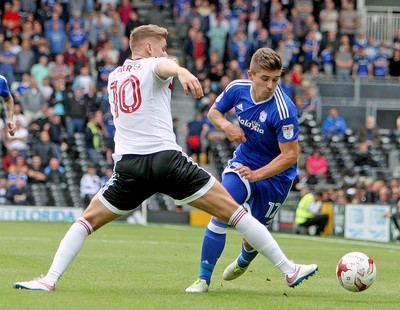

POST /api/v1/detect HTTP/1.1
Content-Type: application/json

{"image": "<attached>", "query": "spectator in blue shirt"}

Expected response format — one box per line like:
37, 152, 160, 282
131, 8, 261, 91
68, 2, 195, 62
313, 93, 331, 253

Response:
366, 35, 379, 62
373, 44, 389, 78
322, 108, 347, 138
270, 10, 289, 47
13, 73, 31, 103
69, 20, 89, 49
320, 45, 335, 76
45, 19, 66, 57
280, 71, 297, 102
352, 47, 373, 79
98, 57, 116, 88
0, 40, 16, 85
45, 11, 65, 34
284, 31, 300, 67
301, 30, 320, 72
352, 32, 368, 54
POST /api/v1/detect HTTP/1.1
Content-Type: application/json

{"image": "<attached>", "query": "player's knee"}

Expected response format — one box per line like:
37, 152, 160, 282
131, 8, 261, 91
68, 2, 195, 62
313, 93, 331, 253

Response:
81, 196, 118, 231
212, 201, 239, 223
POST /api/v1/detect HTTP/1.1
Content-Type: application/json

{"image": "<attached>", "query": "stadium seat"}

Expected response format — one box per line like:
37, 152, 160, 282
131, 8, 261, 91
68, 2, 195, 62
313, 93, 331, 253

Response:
29, 183, 49, 206
47, 184, 68, 207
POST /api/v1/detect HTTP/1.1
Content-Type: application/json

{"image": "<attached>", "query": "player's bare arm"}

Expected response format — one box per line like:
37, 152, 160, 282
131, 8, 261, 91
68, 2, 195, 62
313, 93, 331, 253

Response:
155, 60, 203, 99
208, 104, 246, 143
3, 95, 16, 136
235, 140, 298, 182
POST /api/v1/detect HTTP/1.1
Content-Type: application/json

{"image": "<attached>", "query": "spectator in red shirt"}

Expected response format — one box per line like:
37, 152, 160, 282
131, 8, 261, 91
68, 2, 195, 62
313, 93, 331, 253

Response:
117, 0, 132, 25
193, 30, 208, 61
2, 148, 20, 172
2, 2, 22, 35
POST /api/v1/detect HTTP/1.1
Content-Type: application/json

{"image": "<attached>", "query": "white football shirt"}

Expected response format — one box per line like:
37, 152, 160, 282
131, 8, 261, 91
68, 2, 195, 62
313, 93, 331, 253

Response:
107, 57, 182, 155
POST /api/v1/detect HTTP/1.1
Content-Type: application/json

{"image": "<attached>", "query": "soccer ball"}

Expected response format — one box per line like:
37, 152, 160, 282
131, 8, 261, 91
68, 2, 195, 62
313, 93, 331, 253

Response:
336, 252, 376, 292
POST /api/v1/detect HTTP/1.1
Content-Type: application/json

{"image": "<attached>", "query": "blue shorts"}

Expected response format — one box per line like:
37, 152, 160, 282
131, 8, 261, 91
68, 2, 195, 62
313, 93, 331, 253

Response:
222, 165, 293, 226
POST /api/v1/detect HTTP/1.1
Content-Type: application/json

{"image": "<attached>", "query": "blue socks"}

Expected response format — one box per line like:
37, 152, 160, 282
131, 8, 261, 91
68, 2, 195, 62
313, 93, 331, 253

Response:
237, 244, 258, 268
198, 172, 250, 285
198, 219, 259, 284
199, 217, 228, 284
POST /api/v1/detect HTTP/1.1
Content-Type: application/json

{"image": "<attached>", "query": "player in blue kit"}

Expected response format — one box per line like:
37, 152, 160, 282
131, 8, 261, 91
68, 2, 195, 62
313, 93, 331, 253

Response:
0, 75, 16, 137
186, 47, 318, 293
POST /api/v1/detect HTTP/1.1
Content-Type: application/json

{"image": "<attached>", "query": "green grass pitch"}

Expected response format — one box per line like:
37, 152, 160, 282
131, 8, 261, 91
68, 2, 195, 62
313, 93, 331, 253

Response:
1, 221, 399, 310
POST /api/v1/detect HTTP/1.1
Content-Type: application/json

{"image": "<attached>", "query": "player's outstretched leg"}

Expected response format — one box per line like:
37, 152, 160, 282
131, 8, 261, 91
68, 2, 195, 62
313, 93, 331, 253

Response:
13, 200, 119, 292
13, 216, 94, 291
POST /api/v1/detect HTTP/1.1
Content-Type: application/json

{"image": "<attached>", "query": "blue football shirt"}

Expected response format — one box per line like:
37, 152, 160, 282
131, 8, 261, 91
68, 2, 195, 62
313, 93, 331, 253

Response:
214, 79, 299, 182
0, 75, 11, 98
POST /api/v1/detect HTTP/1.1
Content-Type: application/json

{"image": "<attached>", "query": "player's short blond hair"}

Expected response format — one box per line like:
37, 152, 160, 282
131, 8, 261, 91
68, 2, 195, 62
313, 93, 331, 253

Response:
129, 24, 168, 53
249, 47, 282, 73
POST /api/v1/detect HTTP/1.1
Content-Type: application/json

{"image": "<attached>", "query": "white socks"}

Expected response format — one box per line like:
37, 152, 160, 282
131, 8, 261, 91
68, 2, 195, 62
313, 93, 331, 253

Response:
42, 207, 296, 286
229, 207, 296, 274
44, 217, 93, 285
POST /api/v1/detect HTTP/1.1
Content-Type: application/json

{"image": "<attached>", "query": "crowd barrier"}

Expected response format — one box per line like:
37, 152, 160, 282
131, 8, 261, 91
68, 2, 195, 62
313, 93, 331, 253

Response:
0, 206, 83, 222
1, 203, 396, 242
276, 202, 394, 242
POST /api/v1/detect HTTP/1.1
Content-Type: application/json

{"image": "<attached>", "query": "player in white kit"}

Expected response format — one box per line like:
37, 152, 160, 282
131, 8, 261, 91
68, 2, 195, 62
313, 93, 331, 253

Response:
13, 25, 316, 292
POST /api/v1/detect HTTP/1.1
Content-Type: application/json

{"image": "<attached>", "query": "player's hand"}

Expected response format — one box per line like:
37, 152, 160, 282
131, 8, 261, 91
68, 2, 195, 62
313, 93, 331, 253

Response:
234, 165, 259, 183
178, 68, 204, 99
7, 121, 16, 136
224, 123, 246, 143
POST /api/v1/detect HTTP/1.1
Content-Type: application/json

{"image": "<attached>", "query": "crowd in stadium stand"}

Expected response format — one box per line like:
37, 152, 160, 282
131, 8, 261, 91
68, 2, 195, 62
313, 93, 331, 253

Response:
0, 0, 399, 211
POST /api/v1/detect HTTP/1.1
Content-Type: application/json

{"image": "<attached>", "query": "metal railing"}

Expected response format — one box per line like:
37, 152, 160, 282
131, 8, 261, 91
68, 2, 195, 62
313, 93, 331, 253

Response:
363, 6, 400, 45
315, 78, 400, 130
